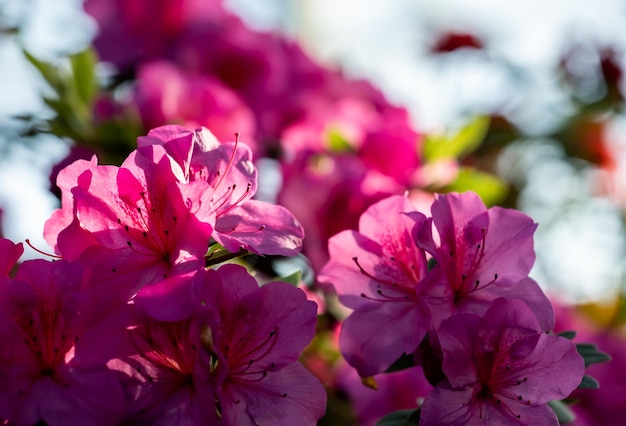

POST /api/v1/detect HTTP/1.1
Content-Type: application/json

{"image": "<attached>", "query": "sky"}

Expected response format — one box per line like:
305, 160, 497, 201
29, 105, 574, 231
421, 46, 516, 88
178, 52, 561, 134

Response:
2, 0, 626, 302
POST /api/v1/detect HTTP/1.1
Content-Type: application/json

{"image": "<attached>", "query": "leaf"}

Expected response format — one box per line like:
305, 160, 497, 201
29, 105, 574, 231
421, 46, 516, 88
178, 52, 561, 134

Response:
576, 343, 612, 367
578, 375, 600, 389
548, 400, 576, 424
23, 49, 63, 91
423, 116, 490, 161
427, 257, 438, 271
277, 270, 302, 286
558, 330, 577, 340
442, 167, 508, 206
384, 352, 417, 373
376, 409, 420, 426
70, 48, 98, 106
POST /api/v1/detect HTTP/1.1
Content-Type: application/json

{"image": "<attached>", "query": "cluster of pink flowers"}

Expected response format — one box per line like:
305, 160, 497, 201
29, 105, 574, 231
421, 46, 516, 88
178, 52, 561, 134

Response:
10, 0, 609, 423
0, 126, 326, 425
319, 192, 586, 424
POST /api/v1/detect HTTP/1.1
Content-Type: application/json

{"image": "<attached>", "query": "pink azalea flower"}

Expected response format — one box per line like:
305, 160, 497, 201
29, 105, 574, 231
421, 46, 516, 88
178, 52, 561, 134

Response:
138, 125, 304, 256
111, 264, 325, 425
318, 195, 434, 376
108, 301, 219, 424
45, 139, 214, 294
0, 258, 127, 425
420, 298, 584, 425
418, 191, 554, 330
198, 264, 326, 426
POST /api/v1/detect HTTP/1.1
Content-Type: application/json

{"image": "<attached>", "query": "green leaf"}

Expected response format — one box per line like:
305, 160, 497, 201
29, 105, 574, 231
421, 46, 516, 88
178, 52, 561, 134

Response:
277, 270, 302, 286
376, 408, 420, 426
548, 400, 576, 424
576, 343, 612, 368
70, 48, 98, 107
443, 167, 508, 206
423, 116, 490, 161
558, 330, 577, 340
384, 352, 417, 373
578, 374, 600, 389
23, 49, 63, 91
427, 257, 438, 272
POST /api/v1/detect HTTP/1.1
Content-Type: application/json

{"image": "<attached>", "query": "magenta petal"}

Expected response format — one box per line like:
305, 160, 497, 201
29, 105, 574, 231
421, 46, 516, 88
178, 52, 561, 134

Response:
420, 383, 476, 425
357, 195, 421, 241
461, 277, 555, 332
214, 200, 304, 256
477, 206, 537, 285
201, 264, 318, 368
0, 239, 23, 277
339, 301, 429, 377
221, 363, 326, 426
420, 382, 559, 426
319, 230, 383, 307
135, 272, 200, 322
39, 368, 125, 426
137, 125, 195, 180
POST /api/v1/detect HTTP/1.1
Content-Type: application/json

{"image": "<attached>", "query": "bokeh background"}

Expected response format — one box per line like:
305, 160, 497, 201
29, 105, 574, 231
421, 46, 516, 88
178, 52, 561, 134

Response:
1, 0, 625, 423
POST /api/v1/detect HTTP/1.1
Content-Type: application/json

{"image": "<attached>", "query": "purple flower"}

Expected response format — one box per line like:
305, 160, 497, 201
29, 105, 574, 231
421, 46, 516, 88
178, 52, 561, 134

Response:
319, 195, 433, 376
111, 264, 325, 425
0, 258, 127, 425
197, 264, 326, 426
418, 192, 554, 330
45, 139, 214, 294
420, 298, 584, 425
138, 125, 304, 256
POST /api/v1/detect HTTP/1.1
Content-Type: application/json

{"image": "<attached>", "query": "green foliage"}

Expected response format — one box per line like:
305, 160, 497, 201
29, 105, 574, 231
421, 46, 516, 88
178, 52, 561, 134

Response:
376, 408, 420, 426
578, 375, 600, 389
277, 270, 303, 286
423, 116, 490, 162
23, 48, 99, 142
576, 343, 612, 368
558, 330, 577, 340
443, 167, 508, 206
548, 400, 576, 424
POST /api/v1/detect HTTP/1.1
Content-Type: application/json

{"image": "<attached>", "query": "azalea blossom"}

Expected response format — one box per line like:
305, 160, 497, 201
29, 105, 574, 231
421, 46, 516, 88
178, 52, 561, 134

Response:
0, 254, 127, 425
45, 139, 214, 294
420, 298, 584, 425
111, 264, 325, 425
318, 195, 434, 376
198, 264, 326, 425
138, 125, 304, 256
417, 191, 554, 330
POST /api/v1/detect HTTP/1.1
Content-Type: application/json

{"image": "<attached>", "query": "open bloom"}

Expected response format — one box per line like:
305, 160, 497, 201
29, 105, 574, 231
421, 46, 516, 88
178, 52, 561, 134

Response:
418, 192, 554, 330
138, 125, 304, 256
318, 195, 434, 376
199, 264, 326, 425
44, 137, 214, 294
420, 298, 584, 425
0, 256, 127, 425
111, 264, 325, 425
